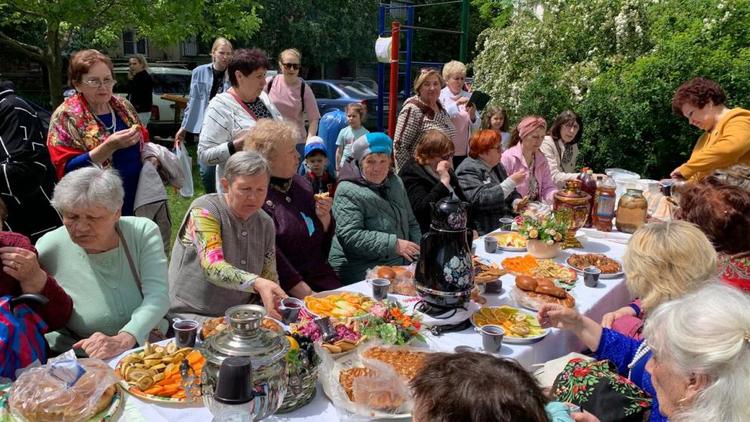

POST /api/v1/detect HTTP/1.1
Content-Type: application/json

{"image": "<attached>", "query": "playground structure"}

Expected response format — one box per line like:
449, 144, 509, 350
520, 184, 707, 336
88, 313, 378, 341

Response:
375, 0, 470, 135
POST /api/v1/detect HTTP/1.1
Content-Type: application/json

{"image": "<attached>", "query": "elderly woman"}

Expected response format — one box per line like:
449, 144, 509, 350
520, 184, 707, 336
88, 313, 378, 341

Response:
678, 178, 750, 291
501, 116, 558, 204
169, 151, 287, 320
199, 48, 282, 192
330, 133, 421, 284
540, 110, 583, 188
47, 49, 148, 216
265, 48, 321, 153
127, 54, 153, 125
670, 77, 750, 181
439, 60, 479, 168
36, 167, 169, 360
393, 69, 456, 171
399, 130, 474, 234
643, 283, 750, 421
540, 221, 718, 422
242, 119, 340, 297
456, 130, 524, 235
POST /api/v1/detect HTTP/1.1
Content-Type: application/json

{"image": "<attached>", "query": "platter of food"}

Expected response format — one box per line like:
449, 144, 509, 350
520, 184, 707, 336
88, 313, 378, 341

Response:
502, 255, 578, 289
490, 231, 527, 251
470, 305, 549, 343
114, 341, 205, 403
512, 275, 576, 311
473, 257, 507, 284
304, 291, 375, 319
566, 253, 624, 278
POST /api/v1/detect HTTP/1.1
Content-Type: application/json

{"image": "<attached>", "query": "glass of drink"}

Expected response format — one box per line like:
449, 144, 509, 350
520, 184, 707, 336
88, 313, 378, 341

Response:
278, 297, 304, 324
369, 278, 391, 301
173, 319, 199, 348
499, 217, 514, 232
484, 236, 498, 253
480, 325, 505, 354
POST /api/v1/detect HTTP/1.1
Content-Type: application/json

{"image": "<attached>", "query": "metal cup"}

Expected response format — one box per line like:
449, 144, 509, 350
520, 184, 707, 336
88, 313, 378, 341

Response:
484, 236, 498, 253
369, 278, 391, 301
173, 319, 199, 348
499, 217, 514, 231
583, 266, 601, 287
479, 279, 503, 295
480, 325, 504, 354
278, 297, 304, 324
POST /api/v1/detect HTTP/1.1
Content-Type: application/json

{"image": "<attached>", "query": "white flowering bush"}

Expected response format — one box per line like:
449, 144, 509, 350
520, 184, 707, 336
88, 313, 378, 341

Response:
473, 0, 750, 177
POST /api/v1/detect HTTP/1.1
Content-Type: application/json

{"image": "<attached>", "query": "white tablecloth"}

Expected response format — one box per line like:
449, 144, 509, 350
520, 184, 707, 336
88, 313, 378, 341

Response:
107, 229, 633, 421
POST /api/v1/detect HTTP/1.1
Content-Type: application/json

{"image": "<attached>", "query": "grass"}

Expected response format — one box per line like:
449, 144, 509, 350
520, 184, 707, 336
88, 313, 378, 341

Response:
167, 143, 206, 244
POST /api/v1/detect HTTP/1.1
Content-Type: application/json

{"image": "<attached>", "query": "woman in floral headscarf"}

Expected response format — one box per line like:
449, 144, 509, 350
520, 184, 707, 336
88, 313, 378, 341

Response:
501, 116, 557, 204
47, 49, 148, 216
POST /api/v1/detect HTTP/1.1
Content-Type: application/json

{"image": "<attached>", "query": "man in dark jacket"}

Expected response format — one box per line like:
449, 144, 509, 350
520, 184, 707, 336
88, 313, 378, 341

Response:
0, 81, 62, 241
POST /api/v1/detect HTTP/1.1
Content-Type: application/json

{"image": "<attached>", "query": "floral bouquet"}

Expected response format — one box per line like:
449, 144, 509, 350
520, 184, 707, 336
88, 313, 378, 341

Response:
515, 209, 569, 246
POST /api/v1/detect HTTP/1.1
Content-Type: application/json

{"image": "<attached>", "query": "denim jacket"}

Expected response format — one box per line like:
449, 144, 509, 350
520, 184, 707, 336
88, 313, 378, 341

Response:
181, 63, 231, 134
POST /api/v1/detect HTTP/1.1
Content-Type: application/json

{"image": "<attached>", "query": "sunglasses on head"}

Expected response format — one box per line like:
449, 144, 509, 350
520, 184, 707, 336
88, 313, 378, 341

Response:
282, 63, 300, 70
420, 67, 438, 74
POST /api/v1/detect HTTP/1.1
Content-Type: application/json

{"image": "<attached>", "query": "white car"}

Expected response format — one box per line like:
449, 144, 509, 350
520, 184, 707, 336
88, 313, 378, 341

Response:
113, 66, 192, 137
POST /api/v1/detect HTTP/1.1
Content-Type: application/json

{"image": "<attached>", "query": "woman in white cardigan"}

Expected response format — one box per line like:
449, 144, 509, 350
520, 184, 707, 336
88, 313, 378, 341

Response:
199, 48, 282, 192
439, 60, 480, 169
540, 110, 583, 188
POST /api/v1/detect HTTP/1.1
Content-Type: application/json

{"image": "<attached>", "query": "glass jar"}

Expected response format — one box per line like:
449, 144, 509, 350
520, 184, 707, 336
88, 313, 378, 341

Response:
615, 188, 648, 233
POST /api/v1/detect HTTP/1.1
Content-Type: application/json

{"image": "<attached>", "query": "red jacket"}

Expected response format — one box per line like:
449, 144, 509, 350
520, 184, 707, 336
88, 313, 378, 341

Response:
0, 232, 73, 331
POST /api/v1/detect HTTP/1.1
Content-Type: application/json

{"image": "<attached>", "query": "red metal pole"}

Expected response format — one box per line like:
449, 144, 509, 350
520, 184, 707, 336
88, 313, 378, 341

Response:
387, 21, 400, 139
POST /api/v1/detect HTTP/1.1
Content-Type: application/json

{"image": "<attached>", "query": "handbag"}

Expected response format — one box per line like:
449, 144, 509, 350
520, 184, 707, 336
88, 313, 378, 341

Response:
551, 358, 651, 422
116, 224, 167, 343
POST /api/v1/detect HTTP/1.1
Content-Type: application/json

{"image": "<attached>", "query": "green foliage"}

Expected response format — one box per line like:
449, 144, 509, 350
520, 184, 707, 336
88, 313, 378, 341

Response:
473, 0, 750, 177
249, 0, 379, 68
0, 0, 261, 106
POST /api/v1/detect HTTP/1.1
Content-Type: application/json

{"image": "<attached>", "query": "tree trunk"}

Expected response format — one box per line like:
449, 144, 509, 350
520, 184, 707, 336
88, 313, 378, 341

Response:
45, 22, 63, 108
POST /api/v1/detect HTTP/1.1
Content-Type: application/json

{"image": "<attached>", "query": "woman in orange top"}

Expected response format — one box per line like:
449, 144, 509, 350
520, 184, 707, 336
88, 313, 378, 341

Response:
670, 77, 750, 181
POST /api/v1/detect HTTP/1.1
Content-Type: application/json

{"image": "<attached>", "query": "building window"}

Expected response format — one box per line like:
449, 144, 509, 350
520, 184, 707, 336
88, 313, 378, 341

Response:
123, 31, 148, 55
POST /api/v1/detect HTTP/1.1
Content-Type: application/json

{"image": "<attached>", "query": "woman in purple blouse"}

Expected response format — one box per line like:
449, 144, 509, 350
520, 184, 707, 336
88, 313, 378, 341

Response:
243, 119, 341, 298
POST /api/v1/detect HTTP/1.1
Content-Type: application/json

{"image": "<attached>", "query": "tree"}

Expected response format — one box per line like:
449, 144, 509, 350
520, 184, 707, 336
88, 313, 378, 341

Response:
0, 0, 262, 107
472, 0, 750, 177
249, 0, 379, 77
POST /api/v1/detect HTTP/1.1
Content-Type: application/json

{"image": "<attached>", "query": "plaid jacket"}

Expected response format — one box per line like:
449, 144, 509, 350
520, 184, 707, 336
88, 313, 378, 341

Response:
393, 96, 456, 171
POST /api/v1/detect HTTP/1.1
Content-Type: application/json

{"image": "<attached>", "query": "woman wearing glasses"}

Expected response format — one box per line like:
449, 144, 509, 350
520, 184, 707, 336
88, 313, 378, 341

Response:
265, 48, 321, 154
48, 49, 147, 216
456, 130, 524, 235
540, 110, 584, 188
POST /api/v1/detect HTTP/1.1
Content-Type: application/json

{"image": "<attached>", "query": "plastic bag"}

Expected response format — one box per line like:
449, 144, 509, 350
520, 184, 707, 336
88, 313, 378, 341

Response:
9, 358, 118, 422
175, 142, 194, 198
317, 341, 431, 419
365, 264, 416, 296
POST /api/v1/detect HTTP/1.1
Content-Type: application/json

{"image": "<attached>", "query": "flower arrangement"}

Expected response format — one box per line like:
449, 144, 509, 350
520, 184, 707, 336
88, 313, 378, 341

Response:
515, 210, 569, 245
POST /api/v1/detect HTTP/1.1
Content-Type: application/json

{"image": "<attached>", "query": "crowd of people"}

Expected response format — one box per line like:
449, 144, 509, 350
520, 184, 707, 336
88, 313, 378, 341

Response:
0, 36, 749, 421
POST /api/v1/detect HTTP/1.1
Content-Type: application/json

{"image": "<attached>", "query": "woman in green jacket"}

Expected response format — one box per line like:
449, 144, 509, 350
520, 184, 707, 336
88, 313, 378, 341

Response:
329, 133, 421, 284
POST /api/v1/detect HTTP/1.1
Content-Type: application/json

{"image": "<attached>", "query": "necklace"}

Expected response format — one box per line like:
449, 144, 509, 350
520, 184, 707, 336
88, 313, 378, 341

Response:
627, 342, 651, 380
94, 105, 116, 132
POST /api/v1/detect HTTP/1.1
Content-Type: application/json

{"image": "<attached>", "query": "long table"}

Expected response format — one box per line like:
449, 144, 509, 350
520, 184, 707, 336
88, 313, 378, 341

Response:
107, 229, 633, 421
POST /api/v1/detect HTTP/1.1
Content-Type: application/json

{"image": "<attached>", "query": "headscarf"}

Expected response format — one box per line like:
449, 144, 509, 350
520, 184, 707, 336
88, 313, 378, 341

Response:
517, 116, 547, 141
339, 132, 394, 195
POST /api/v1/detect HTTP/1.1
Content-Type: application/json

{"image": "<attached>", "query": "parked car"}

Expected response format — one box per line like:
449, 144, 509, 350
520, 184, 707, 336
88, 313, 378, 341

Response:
113, 66, 192, 138
307, 80, 389, 130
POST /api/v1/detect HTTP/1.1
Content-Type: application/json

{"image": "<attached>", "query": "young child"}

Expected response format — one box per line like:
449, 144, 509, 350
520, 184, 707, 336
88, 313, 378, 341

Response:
303, 137, 336, 194
482, 105, 511, 151
335, 103, 369, 171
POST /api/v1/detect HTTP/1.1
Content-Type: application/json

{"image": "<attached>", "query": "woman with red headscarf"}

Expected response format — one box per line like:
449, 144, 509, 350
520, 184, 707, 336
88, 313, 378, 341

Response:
501, 116, 557, 203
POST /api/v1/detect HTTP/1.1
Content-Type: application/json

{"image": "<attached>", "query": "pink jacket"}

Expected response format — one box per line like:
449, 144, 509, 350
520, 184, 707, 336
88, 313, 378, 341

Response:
500, 143, 557, 204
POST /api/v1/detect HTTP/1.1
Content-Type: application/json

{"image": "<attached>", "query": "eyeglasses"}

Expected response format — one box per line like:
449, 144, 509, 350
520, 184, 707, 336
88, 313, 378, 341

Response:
81, 78, 116, 88
440, 153, 453, 161
282, 63, 300, 70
